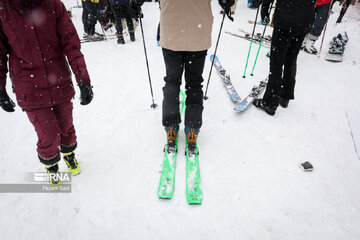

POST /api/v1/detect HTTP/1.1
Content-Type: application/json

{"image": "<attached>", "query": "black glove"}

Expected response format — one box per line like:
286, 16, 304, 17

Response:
0, 89, 16, 112
260, 2, 271, 24
129, 0, 144, 18
79, 82, 93, 105
218, 0, 235, 21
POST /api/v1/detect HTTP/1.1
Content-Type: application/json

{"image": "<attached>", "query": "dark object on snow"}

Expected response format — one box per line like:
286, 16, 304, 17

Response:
278, 97, 289, 108
253, 99, 276, 116
0, 90, 16, 112
300, 161, 314, 171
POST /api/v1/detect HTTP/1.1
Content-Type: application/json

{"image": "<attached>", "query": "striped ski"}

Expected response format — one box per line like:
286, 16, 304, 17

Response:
234, 78, 268, 112
210, 55, 241, 102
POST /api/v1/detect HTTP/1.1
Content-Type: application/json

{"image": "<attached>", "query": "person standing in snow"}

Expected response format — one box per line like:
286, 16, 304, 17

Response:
109, 0, 136, 44
82, 0, 104, 41
129, 0, 234, 151
0, 0, 93, 184
303, 0, 333, 54
253, 0, 316, 115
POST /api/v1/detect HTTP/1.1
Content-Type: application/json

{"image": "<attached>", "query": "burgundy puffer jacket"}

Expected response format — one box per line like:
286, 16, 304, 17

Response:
0, 0, 90, 110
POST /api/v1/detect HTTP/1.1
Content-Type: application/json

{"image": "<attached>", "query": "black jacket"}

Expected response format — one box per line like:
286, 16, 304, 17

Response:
262, 0, 316, 34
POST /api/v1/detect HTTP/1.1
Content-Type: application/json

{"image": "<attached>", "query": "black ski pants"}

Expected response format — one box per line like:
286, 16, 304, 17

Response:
310, 3, 331, 38
111, 5, 134, 35
162, 48, 207, 129
82, 0, 98, 34
263, 27, 307, 107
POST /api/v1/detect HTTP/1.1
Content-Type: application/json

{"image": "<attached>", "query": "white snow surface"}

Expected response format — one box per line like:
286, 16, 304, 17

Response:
1, 1, 360, 239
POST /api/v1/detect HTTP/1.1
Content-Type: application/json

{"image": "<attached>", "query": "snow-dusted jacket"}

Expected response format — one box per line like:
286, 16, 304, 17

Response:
160, 0, 214, 52
109, 0, 129, 5
316, 0, 332, 6
0, 0, 90, 110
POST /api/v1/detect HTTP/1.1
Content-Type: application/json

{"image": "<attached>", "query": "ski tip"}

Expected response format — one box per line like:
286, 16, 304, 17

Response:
158, 196, 172, 200
242, 75, 246, 78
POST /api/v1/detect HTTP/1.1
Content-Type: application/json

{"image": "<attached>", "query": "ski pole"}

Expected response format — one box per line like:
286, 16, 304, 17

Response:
242, 6, 260, 78
336, 0, 352, 24
318, 3, 333, 57
250, 2, 273, 76
139, 10, 158, 109
204, 12, 226, 100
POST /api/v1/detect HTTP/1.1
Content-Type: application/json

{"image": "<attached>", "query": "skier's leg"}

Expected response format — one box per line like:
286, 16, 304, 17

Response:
26, 108, 61, 166
281, 32, 307, 100
82, 0, 90, 34
111, 6, 124, 35
87, 1, 98, 35
122, 5, 134, 33
262, 27, 290, 107
310, 3, 330, 39
184, 50, 207, 130
52, 101, 77, 153
162, 48, 185, 127
53, 101, 80, 175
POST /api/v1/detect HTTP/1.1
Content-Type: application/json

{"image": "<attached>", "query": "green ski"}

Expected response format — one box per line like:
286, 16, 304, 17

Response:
185, 141, 202, 205
158, 91, 186, 199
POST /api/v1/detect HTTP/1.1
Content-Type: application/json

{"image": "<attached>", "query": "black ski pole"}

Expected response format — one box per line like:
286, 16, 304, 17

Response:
250, 2, 273, 76
139, 10, 158, 109
203, 12, 226, 100
242, 6, 260, 78
336, 0, 352, 24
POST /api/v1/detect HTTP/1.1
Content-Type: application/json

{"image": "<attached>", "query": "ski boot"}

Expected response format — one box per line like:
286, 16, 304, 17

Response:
129, 31, 135, 42
45, 163, 61, 186
165, 125, 179, 153
253, 99, 276, 116
278, 97, 289, 108
185, 127, 199, 156
63, 152, 81, 175
117, 34, 125, 44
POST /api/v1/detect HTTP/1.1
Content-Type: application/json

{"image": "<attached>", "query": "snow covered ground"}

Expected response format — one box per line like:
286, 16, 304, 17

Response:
1, 1, 360, 239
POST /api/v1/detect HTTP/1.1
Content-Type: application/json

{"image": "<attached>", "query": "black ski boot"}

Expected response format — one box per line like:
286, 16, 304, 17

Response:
130, 32, 135, 42
278, 97, 289, 108
253, 99, 276, 116
117, 34, 125, 44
